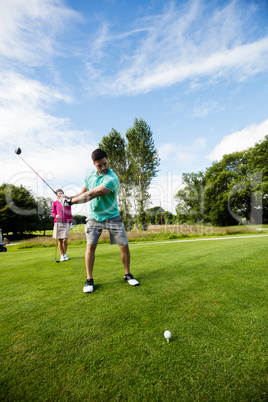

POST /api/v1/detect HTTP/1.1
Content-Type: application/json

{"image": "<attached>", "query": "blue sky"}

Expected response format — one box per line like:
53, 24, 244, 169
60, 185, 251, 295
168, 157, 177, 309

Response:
0, 0, 268, 214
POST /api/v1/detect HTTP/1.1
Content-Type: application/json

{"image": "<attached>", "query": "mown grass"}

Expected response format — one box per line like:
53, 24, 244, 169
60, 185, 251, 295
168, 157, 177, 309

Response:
0, 236, 267, 401
7, 223, 268, 250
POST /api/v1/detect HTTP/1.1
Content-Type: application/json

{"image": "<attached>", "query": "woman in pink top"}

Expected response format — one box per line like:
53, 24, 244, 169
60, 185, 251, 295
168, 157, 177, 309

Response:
52, 189, 73, 261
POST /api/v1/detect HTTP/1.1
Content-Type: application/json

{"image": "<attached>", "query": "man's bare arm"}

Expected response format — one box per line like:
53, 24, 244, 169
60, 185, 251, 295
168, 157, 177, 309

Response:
70, 185, 111, 205
66, 186, 88, 199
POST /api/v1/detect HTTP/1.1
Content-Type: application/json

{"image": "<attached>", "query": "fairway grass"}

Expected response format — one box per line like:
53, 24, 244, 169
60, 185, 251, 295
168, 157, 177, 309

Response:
0, 237, 267, 401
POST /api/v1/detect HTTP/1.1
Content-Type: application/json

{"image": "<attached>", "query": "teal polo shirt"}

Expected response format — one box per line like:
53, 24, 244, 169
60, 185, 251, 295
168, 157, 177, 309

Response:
84, 167, 120, 222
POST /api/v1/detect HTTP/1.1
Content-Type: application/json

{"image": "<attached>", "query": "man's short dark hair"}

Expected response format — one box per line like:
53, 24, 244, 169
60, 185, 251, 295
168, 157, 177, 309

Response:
91, 149, 108, 162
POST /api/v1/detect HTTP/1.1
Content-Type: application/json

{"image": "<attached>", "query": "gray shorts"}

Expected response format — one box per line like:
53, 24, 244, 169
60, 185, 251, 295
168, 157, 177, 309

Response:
85, 216, 128, 245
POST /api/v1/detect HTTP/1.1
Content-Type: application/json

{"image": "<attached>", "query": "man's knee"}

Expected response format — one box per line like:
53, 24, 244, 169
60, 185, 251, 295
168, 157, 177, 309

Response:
119, 245, 129, 252
87, 244, 97, 252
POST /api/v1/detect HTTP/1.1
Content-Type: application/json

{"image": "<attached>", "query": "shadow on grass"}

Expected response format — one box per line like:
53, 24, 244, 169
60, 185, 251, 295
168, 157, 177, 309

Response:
64, 256, 84, 261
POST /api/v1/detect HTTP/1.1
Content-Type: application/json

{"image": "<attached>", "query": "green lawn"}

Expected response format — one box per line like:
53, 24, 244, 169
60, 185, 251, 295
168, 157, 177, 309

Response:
0, 237, 267, 401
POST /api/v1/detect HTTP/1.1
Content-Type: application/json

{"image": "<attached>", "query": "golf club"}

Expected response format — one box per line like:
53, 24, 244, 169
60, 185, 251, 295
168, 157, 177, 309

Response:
15, 147, 57, 196
55, 218, 60, 263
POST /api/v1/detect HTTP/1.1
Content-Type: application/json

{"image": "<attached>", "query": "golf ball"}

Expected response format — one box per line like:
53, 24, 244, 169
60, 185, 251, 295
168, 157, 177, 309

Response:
164, 330, 171, 341
15, 147, 21, 155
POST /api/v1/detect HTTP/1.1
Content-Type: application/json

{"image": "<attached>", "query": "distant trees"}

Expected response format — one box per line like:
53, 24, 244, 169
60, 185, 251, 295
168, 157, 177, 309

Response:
0, 184, 39, 237
175, 171, 206, 224
246, 136, 268, 221
146, 206, 165, 225
204, 152, 251, 226
0, 184, 55, 237
36, 196, 54, 235
175, 135, 268, 226
99, 118, 160, 230
146, 206, 175, 225
72, 215, 87, 225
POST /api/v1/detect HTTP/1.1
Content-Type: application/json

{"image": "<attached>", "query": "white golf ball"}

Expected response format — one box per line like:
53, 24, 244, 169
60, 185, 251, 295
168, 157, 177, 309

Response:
164, 330, 171, 341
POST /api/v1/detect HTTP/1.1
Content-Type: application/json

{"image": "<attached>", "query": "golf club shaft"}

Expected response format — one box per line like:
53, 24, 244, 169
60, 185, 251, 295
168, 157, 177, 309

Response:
55, 219, 60, 263
18, 155, 57, 196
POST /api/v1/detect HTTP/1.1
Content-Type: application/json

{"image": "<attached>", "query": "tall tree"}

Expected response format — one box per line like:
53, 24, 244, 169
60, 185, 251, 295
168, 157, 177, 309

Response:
98, 129, 132, 229
126, 118, 160, 229
99, 128, 127, 178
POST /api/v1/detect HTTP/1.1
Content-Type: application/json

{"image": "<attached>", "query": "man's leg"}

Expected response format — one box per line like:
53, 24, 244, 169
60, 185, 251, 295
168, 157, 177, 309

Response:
83, 220, 102, 293
119, 245, 139, 286
119, 245, 130, 275
85, 244, 97, 279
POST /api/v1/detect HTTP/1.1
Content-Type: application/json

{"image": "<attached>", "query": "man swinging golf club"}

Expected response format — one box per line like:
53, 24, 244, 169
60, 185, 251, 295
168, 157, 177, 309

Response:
60, 148, 139, 293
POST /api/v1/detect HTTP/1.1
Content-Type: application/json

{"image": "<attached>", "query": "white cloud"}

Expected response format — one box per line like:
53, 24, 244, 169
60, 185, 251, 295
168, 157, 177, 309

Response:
192, 101, 219, 118
83, 0, 268, 96
0, 0, 80, 66
208, 119, 268, 161
0, 71, 72, 147
159, 137, 207, 165
0, 71, 71, 107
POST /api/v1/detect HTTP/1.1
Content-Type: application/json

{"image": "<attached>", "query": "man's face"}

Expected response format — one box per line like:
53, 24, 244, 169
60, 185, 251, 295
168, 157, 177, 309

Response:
94, 157, 109, 175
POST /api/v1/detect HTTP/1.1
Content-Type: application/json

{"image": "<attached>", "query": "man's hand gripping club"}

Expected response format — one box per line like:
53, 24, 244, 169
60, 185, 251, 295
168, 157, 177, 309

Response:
60, 198, 72, 207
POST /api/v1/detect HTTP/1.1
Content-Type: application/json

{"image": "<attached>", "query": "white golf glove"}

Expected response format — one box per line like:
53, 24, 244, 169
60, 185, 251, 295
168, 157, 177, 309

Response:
70, 222, 74, 230
60, 198, 72, 207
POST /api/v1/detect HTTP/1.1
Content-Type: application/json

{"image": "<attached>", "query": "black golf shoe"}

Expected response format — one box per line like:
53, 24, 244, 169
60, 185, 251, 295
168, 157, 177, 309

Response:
83, 278, 94, 293
124, 273, 139, 286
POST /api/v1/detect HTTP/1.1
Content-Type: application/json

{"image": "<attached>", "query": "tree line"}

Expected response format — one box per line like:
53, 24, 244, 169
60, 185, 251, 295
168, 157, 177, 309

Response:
175, 135, 268, 226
